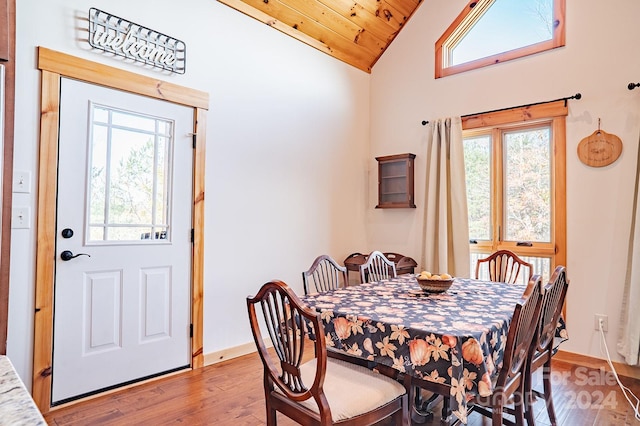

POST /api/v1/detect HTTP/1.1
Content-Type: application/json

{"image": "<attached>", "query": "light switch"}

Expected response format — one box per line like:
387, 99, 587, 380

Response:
13, 171, 31, 193
12, 207, 30, 229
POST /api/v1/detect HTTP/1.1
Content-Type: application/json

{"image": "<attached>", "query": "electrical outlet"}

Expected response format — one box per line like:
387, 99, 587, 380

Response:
12, 207, 30, 229
594, 314, 608, 332
13, 171, 31, 193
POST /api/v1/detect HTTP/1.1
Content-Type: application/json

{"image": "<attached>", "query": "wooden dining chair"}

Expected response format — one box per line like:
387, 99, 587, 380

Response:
359, 251, 397, 283
302, 254, 348, 295
524, 266, 569, 426
462, 275, 544, 426
475, 249, 533, 284
247, 280, 410, 425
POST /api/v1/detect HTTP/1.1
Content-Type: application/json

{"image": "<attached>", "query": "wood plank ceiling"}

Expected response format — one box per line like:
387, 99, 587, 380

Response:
217, 0, 424, 73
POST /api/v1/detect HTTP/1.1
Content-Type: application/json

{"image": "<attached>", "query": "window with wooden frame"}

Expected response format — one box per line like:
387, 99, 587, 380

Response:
435, 0, 565, 78
462, 101, 567, 283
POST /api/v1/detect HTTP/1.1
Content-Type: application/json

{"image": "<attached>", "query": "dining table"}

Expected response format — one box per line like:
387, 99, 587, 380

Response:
300, 274, 566, 424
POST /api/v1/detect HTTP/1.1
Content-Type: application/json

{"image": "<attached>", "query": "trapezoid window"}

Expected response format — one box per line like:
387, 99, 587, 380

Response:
436, 0, 565, 78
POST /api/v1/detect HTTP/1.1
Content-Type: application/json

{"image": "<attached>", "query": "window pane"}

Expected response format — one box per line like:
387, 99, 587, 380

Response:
112, 110, 156, 132
504, 127, 551, 242
464, 135, 492, 241
90, 125, 107, 225
89, 226, 105, 241
108, 226, 154, 241
93, 106, 109, 123
155, 137, 169, 227
452, 0, 554, 65
109, 128, 155, 225
158, 121, 173, 137
88, 104, 173, 243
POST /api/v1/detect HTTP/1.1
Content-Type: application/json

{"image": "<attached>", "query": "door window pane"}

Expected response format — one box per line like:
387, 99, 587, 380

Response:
93, 106, 109, 123
464, 135, 492, 241
503, 127, 551, 242
111, 109, 157, 132
89, 125, 108, 226
88, 103, 173, 242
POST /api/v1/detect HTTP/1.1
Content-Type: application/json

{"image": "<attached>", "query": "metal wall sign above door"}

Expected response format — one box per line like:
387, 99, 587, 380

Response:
88, 8, 186, 74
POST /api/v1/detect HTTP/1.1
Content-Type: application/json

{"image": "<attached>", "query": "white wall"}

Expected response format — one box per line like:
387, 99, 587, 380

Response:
8, 0, 370, 384
370, 0, 640, 364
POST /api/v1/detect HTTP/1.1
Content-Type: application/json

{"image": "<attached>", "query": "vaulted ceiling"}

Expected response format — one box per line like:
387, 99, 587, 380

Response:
217, 0, 425, 73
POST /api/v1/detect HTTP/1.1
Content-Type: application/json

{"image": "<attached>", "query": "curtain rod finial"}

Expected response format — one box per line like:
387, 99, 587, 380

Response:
421, 120, 429, 126
629, 82, 640, 91
574, 93, 582, 100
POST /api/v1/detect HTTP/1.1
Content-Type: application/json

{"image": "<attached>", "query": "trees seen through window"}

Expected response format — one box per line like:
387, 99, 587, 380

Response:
462, 102, 567, 282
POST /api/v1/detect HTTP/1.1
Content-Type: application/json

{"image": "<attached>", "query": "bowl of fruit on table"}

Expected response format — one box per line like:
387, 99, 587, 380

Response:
416, 271, 454, 293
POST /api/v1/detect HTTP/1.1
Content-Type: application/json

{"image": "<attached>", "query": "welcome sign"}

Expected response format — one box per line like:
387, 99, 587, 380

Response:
88, 8, 186, 74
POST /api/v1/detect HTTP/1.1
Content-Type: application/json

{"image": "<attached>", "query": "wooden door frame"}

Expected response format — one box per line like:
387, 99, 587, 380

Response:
32, 47, 208, 413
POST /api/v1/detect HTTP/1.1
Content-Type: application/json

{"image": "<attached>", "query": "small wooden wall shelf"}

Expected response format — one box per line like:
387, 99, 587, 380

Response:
376, 153, 416, 208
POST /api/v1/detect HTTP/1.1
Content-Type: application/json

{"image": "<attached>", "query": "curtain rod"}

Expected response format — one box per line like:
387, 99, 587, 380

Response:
421, 92, 582, 126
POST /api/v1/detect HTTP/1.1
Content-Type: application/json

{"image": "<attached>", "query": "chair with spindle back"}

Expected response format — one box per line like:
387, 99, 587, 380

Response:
475, 249, 533, 284
359, 251, 397, 283
524, 266, 569, 426
302, 255, 348, 295
304, 254, 394, 372
455, 275, 544, 426
247, 280, 410, 425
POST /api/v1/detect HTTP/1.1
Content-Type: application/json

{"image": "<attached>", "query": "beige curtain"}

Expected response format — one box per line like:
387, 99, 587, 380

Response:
618, 137, 640, 366
421, 117, 470, 278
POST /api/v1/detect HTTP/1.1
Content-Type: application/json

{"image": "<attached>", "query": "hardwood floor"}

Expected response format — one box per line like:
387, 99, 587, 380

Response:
44, 352, 640, 425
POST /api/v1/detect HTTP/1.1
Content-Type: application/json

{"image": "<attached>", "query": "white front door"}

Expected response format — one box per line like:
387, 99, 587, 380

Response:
52, 78, 193, 404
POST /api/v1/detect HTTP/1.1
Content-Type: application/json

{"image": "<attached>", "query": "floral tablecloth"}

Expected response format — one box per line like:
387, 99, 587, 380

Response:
300, 275, 529, 423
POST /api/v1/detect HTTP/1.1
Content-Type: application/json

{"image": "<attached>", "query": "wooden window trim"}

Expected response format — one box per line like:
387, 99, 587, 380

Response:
436, 0, 566, 79
463, 102, 567, 269
462, 99, 568, 130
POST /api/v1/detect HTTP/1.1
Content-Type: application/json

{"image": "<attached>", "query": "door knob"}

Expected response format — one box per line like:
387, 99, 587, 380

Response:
61, 228, 74, 238
60, 250, 91, 261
